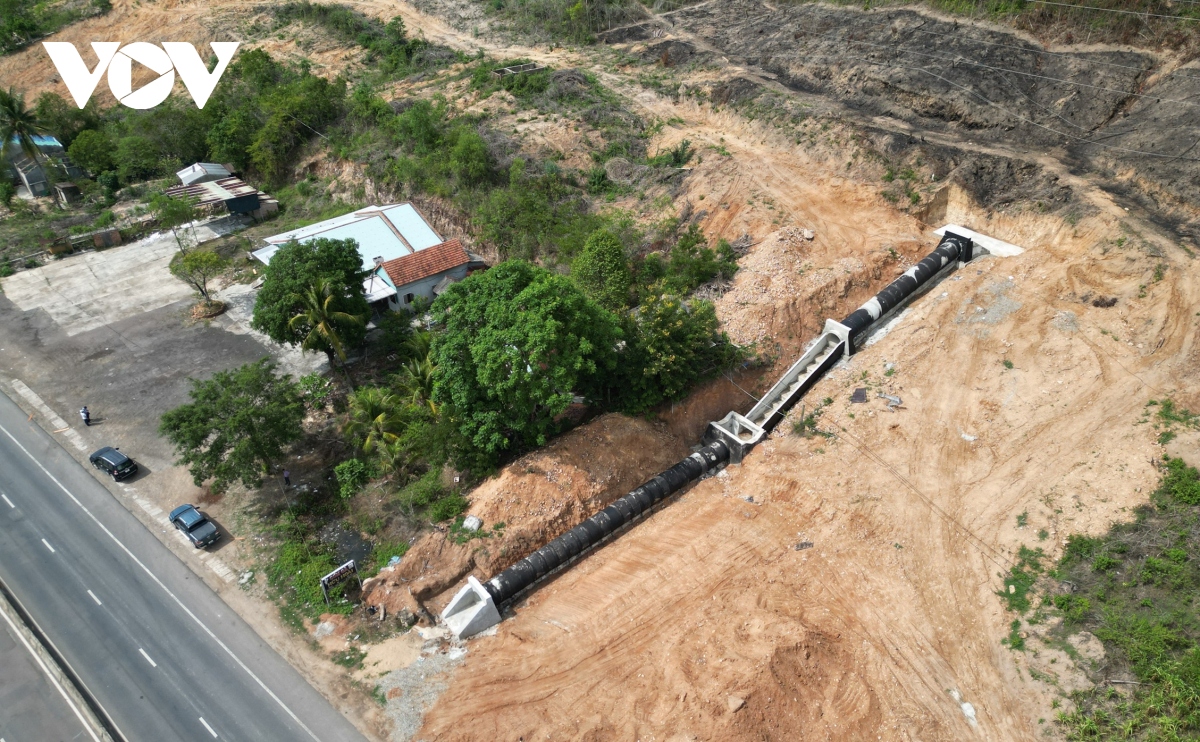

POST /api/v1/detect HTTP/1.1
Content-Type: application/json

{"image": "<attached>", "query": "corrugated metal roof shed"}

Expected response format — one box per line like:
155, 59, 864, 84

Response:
176, 162, 232, 186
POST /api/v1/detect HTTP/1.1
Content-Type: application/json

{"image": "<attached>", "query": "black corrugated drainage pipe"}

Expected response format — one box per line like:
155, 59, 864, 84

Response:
840, 232, 973, 349
442, 231, 978, 638
482, 440, 730, 607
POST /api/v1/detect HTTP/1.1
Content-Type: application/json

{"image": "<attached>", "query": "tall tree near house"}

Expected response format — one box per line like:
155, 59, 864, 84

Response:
288, 276, 367, 368
170, 250, 228, 302
252, 237, 370, 351
159, 358, 304, 493
150, 192, 201, 254
0, 86, 46, 165
431, 260, 622, 472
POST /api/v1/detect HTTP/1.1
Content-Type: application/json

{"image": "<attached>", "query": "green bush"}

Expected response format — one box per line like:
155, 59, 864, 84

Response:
428, 494, 468, 522
335, 458, 370, 499
1159, 457, 1200, 506
298, 373, 334, 408
572, 229, 630, 309
396, 469, 448, 508
997, 546, 1043, 613
267, 538, 349, 616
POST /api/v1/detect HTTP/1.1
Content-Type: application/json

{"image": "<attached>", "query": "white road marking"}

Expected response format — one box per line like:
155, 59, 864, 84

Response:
138, 648, 157, 668
2, 494, 13, 508
0, 589, 103, 742
41, 538, 55, 553
199, 717, 218, 738
87, 590, 102, 606
0, 422, 323, 742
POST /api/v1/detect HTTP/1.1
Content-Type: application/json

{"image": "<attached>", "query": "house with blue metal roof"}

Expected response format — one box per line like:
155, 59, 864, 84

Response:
3, 135, 84, 199
253, 203, 487, 313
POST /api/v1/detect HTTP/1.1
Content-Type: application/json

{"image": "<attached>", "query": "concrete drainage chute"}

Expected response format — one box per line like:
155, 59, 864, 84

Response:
445, 230, 998, 638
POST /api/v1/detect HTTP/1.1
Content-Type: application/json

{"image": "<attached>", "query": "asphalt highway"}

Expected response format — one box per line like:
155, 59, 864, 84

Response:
0, 390, 366, 742
0, 588, 98, 742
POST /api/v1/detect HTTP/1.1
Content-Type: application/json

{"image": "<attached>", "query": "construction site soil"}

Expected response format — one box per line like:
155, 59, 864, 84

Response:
7, 1, 1199, 740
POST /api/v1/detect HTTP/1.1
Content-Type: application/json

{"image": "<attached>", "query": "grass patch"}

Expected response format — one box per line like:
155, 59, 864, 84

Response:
1050, 457, 1200, 738
998, 545, 1044, 613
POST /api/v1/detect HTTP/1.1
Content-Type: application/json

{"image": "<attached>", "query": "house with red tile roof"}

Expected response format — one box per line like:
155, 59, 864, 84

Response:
253, 203, 487, 313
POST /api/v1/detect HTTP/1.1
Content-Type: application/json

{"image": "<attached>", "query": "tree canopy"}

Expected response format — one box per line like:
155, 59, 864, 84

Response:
431, 260, 621, 470
170, 249, 228, 301
159, 358, 305, 493
572, 228, 630, 310
0, 86, 45, 163
251, 237, 369, 350
619, 289, 739, 412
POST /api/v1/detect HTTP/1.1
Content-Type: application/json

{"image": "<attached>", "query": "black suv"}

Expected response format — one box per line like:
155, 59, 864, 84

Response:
88, 447, 138, 481
169, 504, 220, 549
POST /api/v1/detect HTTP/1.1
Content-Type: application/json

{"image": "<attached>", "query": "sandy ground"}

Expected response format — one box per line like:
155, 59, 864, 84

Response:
420, 206, 1197, 740
8, 2, 1200, 740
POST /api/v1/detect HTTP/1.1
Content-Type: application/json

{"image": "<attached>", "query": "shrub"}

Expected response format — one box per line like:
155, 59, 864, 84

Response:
397, 469, 447, 508
1159, 457, 1200, 506
335, 458, 370, 499
298, 373, 334, 408
428, 494, 468, 522
572, 229, 630, 309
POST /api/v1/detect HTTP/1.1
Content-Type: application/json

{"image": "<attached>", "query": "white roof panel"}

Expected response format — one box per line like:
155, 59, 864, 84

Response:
259, 203, 444, 270
380, 203, 443, 251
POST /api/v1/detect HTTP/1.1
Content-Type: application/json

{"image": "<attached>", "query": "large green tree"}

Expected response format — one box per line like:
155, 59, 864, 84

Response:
252, 237, 369, 350
572, 228, 631, 310
66, 129, 113, 175
159, 358, 304, 493
431, 260, 621, 470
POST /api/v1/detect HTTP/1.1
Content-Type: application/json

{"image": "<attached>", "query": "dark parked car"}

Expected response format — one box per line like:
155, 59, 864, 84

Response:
169, 504, 220, 549
88, 447, 138, 481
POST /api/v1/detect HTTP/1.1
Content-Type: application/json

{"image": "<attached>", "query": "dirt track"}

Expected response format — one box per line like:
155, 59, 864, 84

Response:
9, 1, 1200, 739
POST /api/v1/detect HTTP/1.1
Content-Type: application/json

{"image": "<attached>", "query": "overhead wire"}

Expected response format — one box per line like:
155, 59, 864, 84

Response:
793, 26, 1200, 110
785, 31, 1200, 161
903, 24, 1200, 84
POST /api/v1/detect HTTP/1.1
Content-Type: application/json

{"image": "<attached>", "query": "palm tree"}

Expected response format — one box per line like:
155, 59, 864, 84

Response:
0, 87, 45, 164
288, 277, 366, 368
375, 438, 412, 483
395, 355, 438, 415
343, 387, 405, 455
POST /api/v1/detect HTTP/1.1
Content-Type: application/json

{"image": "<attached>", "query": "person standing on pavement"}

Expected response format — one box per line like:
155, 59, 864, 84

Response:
80, 406, 90, 426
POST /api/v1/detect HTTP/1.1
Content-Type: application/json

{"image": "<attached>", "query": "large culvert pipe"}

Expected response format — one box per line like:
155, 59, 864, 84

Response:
840, 233, 973, 348
443, 231, 980, 638
481, 440, 730, 607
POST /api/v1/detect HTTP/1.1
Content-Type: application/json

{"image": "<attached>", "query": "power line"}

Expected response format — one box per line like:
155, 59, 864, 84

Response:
1025, 0, 1200, 21
830, 423, 1014, 571
794, 27, 1200, 110
787, 46, 1200, 161
903, 24, 1200, 84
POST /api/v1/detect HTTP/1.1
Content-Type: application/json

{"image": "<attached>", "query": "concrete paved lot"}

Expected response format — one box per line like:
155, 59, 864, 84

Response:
3, 219, 246, 337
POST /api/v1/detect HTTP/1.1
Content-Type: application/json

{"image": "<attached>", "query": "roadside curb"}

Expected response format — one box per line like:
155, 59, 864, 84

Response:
0, 572, 125, 742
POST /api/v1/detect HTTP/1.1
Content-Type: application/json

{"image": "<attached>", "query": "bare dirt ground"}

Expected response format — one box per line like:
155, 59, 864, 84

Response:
8, 1, 1200, 740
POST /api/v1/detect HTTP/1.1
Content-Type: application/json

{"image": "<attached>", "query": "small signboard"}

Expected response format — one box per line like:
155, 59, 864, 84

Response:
319, 560, 360, 604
